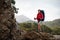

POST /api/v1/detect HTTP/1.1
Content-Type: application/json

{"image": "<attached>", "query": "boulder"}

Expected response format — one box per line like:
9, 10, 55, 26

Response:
21, 31, 56, 40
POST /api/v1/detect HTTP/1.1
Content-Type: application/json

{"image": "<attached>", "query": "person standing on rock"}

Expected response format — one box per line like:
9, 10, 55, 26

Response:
34, 9, 45, 32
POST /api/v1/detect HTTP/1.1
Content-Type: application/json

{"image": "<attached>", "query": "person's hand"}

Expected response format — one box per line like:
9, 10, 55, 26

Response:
34, 18, 37, 20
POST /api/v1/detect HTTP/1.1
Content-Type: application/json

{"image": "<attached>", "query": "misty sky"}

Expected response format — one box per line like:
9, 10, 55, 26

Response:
15, 0, 60, 21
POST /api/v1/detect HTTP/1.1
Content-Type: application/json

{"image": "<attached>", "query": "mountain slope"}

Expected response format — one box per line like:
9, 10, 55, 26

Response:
43, 19, 60, 27
15, 15, 32, 23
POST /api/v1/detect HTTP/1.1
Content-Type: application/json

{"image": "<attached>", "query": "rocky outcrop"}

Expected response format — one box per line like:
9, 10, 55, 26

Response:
0, 0, 21, 40
21, 31, 56, 40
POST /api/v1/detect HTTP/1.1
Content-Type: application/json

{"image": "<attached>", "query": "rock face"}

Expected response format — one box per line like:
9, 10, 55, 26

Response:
0, 0, 21, 40
21, 31, 56, 40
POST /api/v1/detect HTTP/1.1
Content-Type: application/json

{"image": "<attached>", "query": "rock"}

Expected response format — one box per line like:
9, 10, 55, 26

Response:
0, 0, 21, 40
21, 31, 56, 40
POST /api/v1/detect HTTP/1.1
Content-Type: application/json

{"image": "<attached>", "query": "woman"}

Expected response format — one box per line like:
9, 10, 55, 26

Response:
34, 9, 44, 32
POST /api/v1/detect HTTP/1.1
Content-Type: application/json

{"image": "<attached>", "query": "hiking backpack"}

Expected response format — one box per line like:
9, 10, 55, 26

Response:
40, 10, 45, 21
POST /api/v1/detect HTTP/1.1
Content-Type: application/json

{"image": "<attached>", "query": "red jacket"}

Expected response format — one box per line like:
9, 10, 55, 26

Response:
37, 12, 43, 20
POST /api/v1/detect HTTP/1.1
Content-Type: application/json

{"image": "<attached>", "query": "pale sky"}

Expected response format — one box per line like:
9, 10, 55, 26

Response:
15, 0, 60, 21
